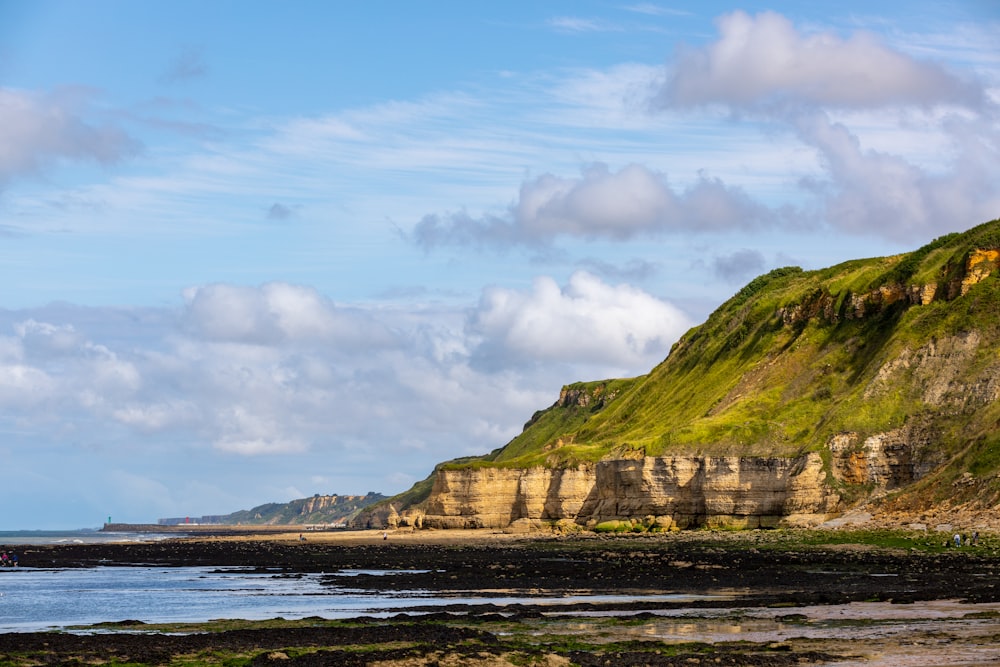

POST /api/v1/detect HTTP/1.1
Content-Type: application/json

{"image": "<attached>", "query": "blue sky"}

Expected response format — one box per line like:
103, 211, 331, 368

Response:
1, 1, 997, 529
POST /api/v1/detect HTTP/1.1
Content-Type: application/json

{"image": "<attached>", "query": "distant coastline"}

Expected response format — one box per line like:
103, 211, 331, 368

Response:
101, 523, 349, 535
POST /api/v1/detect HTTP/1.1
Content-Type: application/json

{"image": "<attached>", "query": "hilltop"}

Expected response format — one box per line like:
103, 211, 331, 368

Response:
359, 218, 1000, 531
159, 492, 386, 527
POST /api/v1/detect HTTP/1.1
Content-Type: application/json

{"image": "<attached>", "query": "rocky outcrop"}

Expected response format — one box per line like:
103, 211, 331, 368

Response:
778, 246, 1000, 326
960, 248, 999, 296
828, 428, 941, 490
397, 453, 841, 531
865, 331, 998, 409
578, 454, 838, 529
412, 466, 594, 530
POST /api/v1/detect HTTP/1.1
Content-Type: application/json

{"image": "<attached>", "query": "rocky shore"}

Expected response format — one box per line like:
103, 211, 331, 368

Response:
3, 528, 999, 666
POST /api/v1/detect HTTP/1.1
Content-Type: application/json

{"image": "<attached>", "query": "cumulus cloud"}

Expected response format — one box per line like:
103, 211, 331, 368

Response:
655, 10, 984, 112
182, 282, 396, 347
214, 407, 307, 456
645, 10, 1000, 242
413, 163, 773, 248
467, 271, 692, 370
796, 112, 1000, 239
0, 87, 140, 189
2, 278, 689, 465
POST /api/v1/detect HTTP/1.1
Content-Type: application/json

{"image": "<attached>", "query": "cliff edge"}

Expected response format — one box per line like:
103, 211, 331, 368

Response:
358, 218, 1000, 531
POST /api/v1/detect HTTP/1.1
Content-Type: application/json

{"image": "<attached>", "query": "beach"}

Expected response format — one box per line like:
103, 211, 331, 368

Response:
2, 528, 999, 665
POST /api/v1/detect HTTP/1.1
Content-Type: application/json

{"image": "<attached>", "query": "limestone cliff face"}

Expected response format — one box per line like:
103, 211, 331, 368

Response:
416, 466, 594, 530
403, 453, 840, 530
828, 427, 941, 490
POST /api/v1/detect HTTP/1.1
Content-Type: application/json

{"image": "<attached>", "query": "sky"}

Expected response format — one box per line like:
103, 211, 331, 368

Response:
1, 1, 998, 529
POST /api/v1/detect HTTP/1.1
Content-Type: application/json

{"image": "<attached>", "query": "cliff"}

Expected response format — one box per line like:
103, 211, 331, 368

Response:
219, 492, 386, 526
358, 219, 1000, 531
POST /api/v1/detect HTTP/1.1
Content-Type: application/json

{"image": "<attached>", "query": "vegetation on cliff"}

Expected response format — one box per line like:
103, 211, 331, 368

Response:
218, 492, 386, 525
384, 218, 1000, 516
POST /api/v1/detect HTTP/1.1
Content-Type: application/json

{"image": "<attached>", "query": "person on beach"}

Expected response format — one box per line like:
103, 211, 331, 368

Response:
954, 533, 962, 547
0, 551, 7, 566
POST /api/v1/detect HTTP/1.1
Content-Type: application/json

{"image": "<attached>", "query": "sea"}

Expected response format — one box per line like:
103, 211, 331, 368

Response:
0, 531, 707, 633
0, 530, 181, 546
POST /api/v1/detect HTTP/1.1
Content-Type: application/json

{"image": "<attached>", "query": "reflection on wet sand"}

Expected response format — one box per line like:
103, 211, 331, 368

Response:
518, 599, 1000, 666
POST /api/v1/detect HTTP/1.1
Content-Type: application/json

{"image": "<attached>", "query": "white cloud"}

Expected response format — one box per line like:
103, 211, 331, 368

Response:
548, 16, 618, 33
468, 271, 691, 370
15, 319, 84, 356
214, 406, 307, 456
0, 87, 140, 189
623, 4, 691, 18
0, 278, 691, 469
796, 111, 1000, 239
656, 10, 985, 111
182, 282, 397, 347
0, 362, 55, 407
413, 163, 774, 248
640, 11, 1000, 243
112, 401, 196, 432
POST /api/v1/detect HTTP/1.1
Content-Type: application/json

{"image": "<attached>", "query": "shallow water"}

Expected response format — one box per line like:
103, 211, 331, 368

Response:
0, 531, 185, 546
3, 567, 1000, 667
0, 566, 720, 632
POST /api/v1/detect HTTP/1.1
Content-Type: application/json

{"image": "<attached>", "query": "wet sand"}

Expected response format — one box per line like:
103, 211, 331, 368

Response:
3, 528, 999, 665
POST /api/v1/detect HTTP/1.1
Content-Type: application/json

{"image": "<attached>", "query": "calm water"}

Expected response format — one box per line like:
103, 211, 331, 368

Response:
0, 531, 184, 546
0, 566, 710, 632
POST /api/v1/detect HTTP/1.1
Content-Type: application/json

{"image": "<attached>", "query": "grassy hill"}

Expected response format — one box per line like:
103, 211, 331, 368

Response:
219, 492, 387, 525
397, 218, 1000, 513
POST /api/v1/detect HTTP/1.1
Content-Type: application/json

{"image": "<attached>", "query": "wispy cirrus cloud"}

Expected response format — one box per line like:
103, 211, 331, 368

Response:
406, 11, 997, 254
547, 16, 621, 33
622, 4, 692, 17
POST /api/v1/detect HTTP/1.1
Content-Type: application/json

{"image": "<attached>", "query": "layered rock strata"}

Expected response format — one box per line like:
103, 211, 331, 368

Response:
399, 453, 842, 531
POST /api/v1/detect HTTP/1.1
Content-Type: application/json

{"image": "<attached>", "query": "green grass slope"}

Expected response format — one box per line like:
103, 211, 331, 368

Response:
393, 218, 1000, 511
221, 492, 387, 525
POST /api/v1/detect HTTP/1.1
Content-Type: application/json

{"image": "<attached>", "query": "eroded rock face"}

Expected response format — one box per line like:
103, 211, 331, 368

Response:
866, 331, 998, 409
420, 465, 595, 529
416, 453, 841, 530
828, 429, 940, 491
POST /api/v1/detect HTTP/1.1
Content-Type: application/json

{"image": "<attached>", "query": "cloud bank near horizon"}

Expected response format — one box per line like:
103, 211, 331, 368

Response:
0, 275, 689, 459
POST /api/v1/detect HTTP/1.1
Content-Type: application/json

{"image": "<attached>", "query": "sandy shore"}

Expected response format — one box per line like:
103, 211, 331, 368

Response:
189, 527, 525, 544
